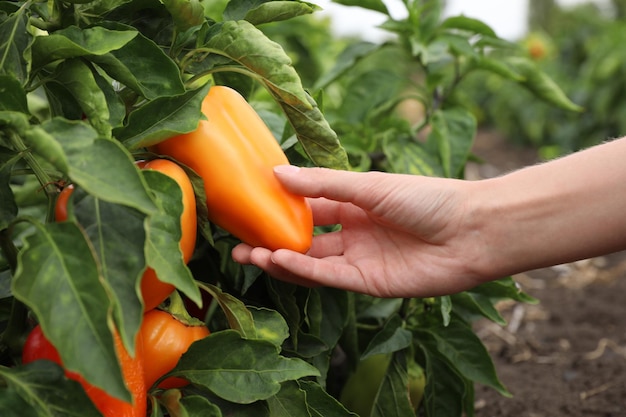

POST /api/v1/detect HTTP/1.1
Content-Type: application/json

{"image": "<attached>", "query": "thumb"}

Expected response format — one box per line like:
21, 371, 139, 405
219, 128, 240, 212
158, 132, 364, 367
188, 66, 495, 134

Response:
273, 165, 386, 209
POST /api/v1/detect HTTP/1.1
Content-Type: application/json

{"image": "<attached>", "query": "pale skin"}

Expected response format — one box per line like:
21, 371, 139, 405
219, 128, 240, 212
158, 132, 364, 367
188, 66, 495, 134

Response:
231, 137, 626, 298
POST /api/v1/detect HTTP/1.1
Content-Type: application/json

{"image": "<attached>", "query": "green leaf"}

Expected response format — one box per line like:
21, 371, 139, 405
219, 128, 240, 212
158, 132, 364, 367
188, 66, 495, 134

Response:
470, 277, 538, 304
179, 395, 222, 417
11, 222, 129, 402
143, 170, 200, 305
71, 187, 147, 354
339, 69, 402, 125
298, 380, 356, 417
244, 1, 317, 25
248, 305, 290, 347
371, 350, 415, 417
93, 68, 127, 129
314, 287, 350, 349
223, 0, 316, 25
0, 361, 101, 417
161, 0, 206, 31
266, 381, 310, 417
0, 389, 37, 417
171, 329, 320, 403
427, 107, 476, 178
92, 22, 186, 99
419, 347, 467, 417
265, 279, 301, 347
383, 136, 443, 176
440, 16, 497, 37
205, 20, 349, 169
416, 318, 510, 397
361, 314, 412, 360
0, 111, 30, 137
48, 58, 112, 138
30, 25, 137, 70
206, 20, 308, 105
25, 118, 157, 215
468, 56, 524, 82
340, 353, 390, 416
313, 41, 380, 91
159, 389, 222, 417
203, 283, 257, 338
116, 83, 210, 149
450, 291, 506, 325
278, 90, 350, 169
506, 57, 584, 112
0, 75, 28, 112
0, 9, 30, 83
332, 0, 389, 15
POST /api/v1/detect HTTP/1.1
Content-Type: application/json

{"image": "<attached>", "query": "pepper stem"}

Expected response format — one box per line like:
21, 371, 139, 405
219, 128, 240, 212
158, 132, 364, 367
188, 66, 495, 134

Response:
162, 291, 205, 327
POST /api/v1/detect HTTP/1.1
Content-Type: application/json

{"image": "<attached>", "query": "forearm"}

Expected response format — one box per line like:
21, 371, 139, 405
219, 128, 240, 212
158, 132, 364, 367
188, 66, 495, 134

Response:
472, 137, 626, 278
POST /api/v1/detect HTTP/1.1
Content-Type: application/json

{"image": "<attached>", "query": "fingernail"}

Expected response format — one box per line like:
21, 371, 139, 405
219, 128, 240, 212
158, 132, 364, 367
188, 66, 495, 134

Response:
274, 165, 300, 174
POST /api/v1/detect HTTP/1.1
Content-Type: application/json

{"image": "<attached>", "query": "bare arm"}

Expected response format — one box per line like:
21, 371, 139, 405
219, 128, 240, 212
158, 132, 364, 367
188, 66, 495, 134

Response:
232, 137, 626, 297
476, 137, 626, 278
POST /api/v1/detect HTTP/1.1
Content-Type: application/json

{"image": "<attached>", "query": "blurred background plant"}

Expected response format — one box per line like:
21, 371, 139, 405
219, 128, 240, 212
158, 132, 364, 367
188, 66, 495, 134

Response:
460, 0, 626, 159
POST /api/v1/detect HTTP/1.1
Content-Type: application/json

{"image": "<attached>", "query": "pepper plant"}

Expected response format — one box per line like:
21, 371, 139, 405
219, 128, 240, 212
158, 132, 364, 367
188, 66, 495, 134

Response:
0, 0, 580, 416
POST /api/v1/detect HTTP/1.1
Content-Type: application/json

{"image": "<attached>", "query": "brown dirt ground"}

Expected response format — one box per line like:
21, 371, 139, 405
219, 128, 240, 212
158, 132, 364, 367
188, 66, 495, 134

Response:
466, 131, 626, 417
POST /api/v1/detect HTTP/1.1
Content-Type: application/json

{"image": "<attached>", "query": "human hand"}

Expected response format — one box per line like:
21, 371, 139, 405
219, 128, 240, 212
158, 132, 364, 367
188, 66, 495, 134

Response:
232, 166, 489, 297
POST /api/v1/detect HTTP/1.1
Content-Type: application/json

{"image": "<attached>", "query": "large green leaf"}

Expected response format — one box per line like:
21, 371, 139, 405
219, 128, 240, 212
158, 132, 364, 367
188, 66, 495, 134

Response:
298, 380, 356, 417
427, 107, 476, 179
439, 15, 497, 37
506, 57, 584, 112
0, 75, 28, 112
278, 90, 350, 169
0, 361, 101, 417
24, 118, 157, 215
47, 58, 112, 138
416, 318, 510, 397
11, 222, 129, 402
143, 170, 201, 307
266, 381, 310, 417
92, 22, 186, 99
171, 329, 320, 403
30, 25, 137, 70
371, 351, 415, 417
361, 314, 413, 360
203, 283, 257, 338
71, 187, 147, 354
383, 136, 443, 176
205, 20, 349, 169
161, 0, 205, 31
418, 347, 467, 417
115, 83, 210, 150
0, 10, 30, 83
248, 305, 290, 347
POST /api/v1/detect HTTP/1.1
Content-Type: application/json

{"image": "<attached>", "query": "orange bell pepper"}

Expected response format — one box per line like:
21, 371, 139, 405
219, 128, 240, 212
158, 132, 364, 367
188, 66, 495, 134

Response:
153, 85, 313, 253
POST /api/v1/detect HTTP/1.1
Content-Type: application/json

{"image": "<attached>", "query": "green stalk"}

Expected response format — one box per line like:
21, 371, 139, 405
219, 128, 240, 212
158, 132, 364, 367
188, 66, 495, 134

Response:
8, 131, 57, 223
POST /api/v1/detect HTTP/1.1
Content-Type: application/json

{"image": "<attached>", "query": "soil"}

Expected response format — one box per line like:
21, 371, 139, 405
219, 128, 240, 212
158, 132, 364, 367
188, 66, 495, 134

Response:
466, 131, 626, 417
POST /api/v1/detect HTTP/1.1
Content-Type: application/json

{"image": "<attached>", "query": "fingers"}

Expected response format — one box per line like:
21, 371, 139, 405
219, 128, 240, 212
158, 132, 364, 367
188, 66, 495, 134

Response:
274, 166, 386, 212
232, 243, 367, 294
267, 249, 367, 294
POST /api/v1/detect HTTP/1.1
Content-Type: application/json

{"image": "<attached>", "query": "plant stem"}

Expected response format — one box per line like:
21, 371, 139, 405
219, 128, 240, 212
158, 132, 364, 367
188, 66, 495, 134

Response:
8, 131, 57, 223
165, 291, 205, 327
